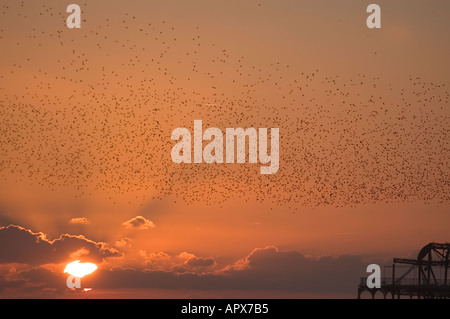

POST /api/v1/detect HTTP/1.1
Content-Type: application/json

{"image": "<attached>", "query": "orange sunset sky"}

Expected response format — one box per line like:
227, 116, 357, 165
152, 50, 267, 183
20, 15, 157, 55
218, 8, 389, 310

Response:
0, 0, 449, 298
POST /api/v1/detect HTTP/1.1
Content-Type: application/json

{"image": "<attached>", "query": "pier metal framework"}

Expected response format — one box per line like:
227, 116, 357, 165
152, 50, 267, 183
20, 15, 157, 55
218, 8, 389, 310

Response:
358, 243, 450, 299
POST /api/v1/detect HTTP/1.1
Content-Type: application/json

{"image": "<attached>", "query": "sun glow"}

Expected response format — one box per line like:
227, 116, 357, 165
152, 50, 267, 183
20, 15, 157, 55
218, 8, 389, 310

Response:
64, 260, 97, 278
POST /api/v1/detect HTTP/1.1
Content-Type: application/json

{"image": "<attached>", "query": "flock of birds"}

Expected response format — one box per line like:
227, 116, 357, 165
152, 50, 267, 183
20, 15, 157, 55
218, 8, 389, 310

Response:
0, 2, 449, 210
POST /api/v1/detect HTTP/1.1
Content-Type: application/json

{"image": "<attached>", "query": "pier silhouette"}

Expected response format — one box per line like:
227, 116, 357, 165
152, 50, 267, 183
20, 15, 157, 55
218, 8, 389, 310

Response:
358, 243, 450, 299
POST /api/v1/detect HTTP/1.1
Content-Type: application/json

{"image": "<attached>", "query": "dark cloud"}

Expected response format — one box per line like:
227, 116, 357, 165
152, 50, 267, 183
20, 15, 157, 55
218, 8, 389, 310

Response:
0, 267, 66, 297
16, 267, 65, 290
185, 256, 216, 268
83, 268, 223, 290
122, 216, 155, 230
83, 246, 365, 293
0, 277, 26, 292
0, 225, 121, 264
223, 246, 365, 292
0, 243, 367, 294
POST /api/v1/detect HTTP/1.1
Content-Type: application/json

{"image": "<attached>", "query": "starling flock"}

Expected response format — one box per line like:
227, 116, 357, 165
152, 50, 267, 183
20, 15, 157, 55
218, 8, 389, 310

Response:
1, 1, 448, 211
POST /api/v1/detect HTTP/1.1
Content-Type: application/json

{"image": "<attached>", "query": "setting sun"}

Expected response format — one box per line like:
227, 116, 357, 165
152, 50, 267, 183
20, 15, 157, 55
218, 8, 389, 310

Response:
64, 260, 98, 278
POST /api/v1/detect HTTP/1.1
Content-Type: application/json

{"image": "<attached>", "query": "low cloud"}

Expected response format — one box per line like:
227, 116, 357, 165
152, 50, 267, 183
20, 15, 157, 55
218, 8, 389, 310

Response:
69, 217, 90, 225
179, 252, 196, 260
145, 251, 171, 260
114, 237, 132, 248
0, 231, 367, 295
178, 252, 216, 268
223, 246, 365, 292
122, 216, 155, 230
0, 225, 121, 265
185, 256, 216, 268
0, 266, 66, 297
84, 246, 365, 293
145, 251, 217, 269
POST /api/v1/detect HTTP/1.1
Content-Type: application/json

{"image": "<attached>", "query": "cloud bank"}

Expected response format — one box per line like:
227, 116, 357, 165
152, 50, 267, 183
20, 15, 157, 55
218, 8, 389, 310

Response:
122, 216, 155, 230
0, 225, 366, 296
0, 225, 121, 264
69, 217, 90, 225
